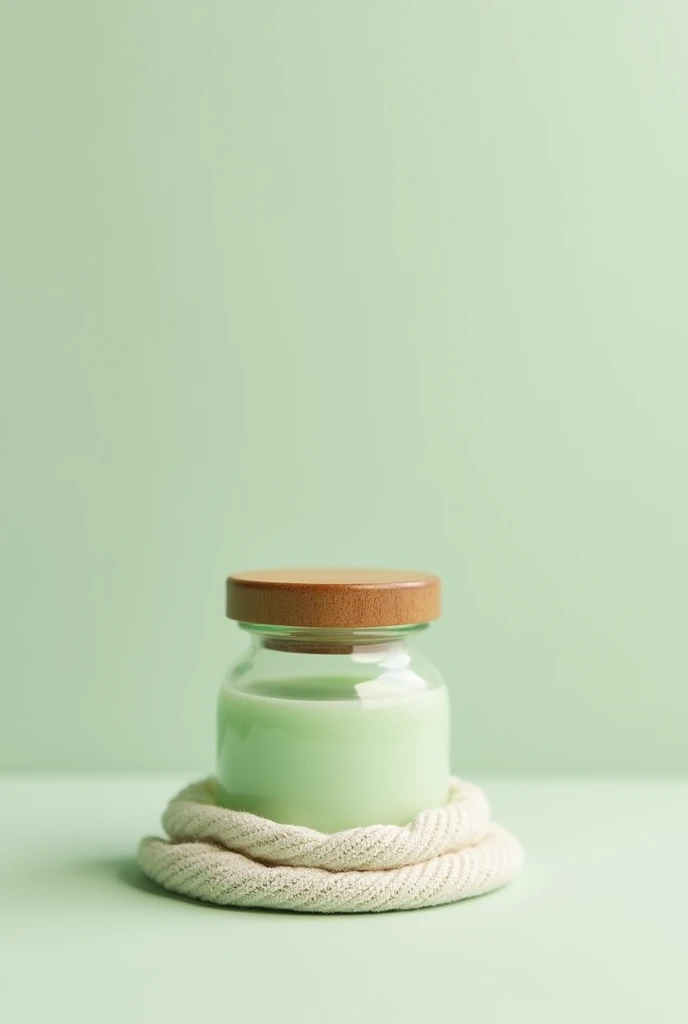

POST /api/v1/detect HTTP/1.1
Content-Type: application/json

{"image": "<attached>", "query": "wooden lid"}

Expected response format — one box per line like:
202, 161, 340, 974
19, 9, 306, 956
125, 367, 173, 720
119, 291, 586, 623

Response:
226, 568, 441, 628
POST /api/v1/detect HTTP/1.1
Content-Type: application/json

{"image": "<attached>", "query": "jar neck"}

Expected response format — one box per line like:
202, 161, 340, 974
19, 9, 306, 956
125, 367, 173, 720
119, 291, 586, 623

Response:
238, 622, 428, 655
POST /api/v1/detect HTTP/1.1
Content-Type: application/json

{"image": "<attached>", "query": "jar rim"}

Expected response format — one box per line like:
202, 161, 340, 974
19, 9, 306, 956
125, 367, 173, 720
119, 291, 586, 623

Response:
238, 622, 428, 654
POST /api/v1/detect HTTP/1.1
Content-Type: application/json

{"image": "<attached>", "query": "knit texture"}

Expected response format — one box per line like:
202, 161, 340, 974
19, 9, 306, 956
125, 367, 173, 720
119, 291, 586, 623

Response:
138, 777, 523, 913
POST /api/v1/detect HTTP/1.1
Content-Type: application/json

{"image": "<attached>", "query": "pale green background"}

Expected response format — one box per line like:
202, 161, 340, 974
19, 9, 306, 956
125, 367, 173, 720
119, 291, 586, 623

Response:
2, 1, 687, 774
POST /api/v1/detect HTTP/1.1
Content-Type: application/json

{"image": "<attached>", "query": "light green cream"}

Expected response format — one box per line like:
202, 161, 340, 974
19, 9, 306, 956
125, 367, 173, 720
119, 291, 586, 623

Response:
216, 676, 450, 832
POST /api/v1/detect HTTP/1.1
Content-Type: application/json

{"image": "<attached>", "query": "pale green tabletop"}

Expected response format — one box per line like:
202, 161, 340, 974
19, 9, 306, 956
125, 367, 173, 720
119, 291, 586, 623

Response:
2, 776, 686, 1023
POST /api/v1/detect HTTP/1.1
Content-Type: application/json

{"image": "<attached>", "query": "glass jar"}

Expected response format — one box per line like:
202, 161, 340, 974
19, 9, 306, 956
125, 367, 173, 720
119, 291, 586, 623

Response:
217, 569, 450, 833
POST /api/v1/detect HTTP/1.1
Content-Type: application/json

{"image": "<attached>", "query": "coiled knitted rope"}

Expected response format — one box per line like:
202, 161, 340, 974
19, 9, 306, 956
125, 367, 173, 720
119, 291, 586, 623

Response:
138, 778, 523, 913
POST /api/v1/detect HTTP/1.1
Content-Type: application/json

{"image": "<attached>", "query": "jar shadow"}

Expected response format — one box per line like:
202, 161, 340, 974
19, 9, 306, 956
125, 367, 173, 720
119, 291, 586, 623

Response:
29, 855, 279, 915
23, 854, 498, 917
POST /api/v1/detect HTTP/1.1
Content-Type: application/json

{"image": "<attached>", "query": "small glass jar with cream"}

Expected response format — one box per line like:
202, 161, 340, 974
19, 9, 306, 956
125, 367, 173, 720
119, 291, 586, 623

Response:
217, 569, 450, 833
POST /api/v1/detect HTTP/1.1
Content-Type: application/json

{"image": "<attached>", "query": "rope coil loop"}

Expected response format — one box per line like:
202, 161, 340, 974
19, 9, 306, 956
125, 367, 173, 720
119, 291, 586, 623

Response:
138, 777, 523, 913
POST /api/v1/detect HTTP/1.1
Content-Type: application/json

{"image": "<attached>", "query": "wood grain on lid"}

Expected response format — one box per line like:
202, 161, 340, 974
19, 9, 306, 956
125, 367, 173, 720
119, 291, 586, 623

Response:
226, 568, 441, 627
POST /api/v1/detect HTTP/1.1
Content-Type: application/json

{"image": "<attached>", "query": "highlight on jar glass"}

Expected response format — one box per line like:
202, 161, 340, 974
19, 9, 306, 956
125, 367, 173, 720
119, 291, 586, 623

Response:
217, 568, 450, 833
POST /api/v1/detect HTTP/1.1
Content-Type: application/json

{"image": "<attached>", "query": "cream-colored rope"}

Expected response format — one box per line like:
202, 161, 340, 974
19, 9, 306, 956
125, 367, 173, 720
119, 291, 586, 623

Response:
138, 778, 523, 913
